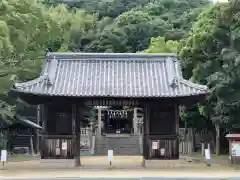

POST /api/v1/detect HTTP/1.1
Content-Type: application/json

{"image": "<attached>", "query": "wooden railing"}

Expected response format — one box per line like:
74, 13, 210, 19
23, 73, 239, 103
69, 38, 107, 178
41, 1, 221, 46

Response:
40, 135, 74, 159
137, 122, 143, 134
80, 128, 90, 136
148, 135, 179, 160
40, 128, 92, 158
80, 128, 91, 150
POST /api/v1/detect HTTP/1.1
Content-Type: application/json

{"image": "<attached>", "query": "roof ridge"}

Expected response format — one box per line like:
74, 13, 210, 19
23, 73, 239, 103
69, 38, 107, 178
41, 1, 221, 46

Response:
15, 75, 48, 88
46, 52, 177, 61
178, 79, 209, 91
47, 52, 177, 56
47, 59, 168, 62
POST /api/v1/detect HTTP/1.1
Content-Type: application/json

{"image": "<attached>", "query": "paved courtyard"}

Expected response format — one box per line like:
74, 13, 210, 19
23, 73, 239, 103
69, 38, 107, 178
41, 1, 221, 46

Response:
1, 155, 209, 169
1, 169, 240, 179
1, 156, 240, 179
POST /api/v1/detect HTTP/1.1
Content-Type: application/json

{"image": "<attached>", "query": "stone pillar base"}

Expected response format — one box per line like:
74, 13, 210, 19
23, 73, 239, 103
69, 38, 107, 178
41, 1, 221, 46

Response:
40, 159, 76, 168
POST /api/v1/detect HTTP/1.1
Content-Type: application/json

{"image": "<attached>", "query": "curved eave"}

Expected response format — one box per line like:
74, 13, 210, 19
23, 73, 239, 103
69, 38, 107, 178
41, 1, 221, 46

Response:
9, 87, 210, 99
178, 79, 210, 95
9, 76, 210, 99
15, 116, 42, 129
14, 75, 48, 89
179, 79, 208, 90
9, 75, 48, 97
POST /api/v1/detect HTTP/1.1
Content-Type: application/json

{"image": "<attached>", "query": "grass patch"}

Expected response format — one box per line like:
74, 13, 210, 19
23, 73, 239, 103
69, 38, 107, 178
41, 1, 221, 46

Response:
184, 152, 229, 160
7, 154, 40, 162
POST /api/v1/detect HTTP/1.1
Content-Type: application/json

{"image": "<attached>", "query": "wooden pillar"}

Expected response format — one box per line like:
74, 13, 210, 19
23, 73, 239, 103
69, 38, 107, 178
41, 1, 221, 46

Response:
142, 103, 150, 166
40, 104, 47, 159
175, 103, 179, 136
133, 108, 138, 134
97, 107, 102, 137
42, 105, 47, 132
36, 105, 40, 154
30, 133, 34, 155
73, 104, 81, 166
175, 103, 180, 158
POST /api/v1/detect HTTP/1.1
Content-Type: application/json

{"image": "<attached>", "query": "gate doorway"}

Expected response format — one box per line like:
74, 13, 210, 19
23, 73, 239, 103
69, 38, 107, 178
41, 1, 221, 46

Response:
10, 52, 209, 168
102, 107, 133, 135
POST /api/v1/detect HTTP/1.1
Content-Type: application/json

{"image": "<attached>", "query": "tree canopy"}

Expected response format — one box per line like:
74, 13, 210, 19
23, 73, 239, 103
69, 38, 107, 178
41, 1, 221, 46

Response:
4, 0, 240, 145
179, 0, 240, 132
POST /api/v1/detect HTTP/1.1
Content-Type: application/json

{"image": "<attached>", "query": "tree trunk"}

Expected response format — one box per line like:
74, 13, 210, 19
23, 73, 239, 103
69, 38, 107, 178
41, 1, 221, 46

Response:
215, 124, 220, 156
184, 120, 188, 142
192, 128, 196, 152
210, 130, 216, 153
30, 135, 34, 155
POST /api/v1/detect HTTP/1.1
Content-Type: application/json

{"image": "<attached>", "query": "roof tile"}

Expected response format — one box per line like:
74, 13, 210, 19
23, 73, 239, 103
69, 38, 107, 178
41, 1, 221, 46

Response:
13, 53, 209, 98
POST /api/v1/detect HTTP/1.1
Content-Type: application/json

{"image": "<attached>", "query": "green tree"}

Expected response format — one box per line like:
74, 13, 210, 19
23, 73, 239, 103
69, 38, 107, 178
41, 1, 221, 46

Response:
0, 0, 98, 123
141, 37, 179, 53
0, 0, 211, 127
179, 0, 240, 153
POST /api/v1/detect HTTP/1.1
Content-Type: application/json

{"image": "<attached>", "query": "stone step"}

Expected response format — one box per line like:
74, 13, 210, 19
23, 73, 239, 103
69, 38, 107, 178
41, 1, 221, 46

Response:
96, 144, 139, 147
95, 135, 141, 155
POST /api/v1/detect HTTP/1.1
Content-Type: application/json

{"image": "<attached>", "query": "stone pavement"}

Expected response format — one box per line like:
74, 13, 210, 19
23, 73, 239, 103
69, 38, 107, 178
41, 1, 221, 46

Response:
2, 155, 234, 169
0, 156, 239, 179
1, 169, 240, 179
0, 156, 213, 170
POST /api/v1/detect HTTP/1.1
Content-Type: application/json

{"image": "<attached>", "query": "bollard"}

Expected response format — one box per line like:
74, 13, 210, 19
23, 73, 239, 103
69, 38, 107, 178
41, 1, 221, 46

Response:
208, 143, 211, 152
108, 150, 113, 169
0, 150, 7, 170
205, 144, 211, 167
201, 143, 205, 156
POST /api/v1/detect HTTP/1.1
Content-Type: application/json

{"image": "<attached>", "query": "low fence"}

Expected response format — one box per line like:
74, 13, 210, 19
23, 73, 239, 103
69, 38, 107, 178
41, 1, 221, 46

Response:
1, 128, 92, 155
179, 141, 193, 154
148, 135, 179, 159
41, 135, 75, 159
178, 128, 210, 154
80, 128, 89, 136
80, 128, 91, 150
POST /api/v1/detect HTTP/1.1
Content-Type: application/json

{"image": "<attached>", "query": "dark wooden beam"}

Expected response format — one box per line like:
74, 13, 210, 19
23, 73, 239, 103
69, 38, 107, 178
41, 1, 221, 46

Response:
40, 104, 47, 159
175, 103, 180, 159
84, 99, 140, 106
14, 92, 207, 107
36, 105, 40, 154
41, 105, 47, 133
175, 104, 179, 136
142, 103, 150, 161
73, 104, 81, 166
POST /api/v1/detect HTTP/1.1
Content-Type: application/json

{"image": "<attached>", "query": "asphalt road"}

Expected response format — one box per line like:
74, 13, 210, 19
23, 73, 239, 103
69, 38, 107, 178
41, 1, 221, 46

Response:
1, 177, 240, 180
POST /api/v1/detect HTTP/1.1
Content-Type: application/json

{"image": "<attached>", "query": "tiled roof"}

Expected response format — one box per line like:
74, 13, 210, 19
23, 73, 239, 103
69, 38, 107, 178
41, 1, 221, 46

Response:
12, 53, 209, 98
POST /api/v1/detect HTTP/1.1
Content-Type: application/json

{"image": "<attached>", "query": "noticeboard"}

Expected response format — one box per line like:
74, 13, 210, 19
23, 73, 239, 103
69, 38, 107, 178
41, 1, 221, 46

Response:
56, 148, 60, 155
232, 143, 240, 156
62, 142, 67, 150
204, 149, 211, 160
108, 150, 113, 161
152, 141, 158, 150
160, 148, 165, 156
1, 150, 7, 162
